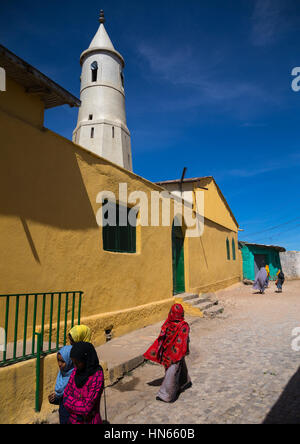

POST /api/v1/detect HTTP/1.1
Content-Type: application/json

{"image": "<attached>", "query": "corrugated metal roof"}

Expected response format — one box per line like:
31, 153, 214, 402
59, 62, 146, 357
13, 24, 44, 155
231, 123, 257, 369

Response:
238, 241, 286, 252
0, 44, 80, 109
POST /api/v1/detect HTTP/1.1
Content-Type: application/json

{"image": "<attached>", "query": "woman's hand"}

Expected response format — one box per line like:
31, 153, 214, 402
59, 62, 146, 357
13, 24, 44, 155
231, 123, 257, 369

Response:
48, 392, 56, 404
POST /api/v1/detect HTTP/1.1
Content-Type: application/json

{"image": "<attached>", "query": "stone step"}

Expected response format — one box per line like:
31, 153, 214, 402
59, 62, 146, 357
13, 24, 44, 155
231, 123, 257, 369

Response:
190, 300, 218, 311
190, 297, 218, 306
194, 298, 211, 304
201, 292, 216, 299
203, 305, 224, 318
175, 291, 224, 319
175, 293, 199, 302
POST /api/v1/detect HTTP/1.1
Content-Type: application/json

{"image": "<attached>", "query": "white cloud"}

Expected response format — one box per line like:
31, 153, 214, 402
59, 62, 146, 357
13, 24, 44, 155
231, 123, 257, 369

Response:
250, 0, 286, 47
137, 42, 270, 109
227, 153, 300, 178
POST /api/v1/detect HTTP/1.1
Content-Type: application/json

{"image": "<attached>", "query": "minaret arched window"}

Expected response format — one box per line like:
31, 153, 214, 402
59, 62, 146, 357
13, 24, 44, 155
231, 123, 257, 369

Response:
91, 61, 98, 82
120, 70, 124, 88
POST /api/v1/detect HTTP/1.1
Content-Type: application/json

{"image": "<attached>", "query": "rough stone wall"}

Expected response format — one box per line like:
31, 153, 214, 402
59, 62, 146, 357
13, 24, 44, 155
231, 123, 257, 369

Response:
279, 251, 300, 279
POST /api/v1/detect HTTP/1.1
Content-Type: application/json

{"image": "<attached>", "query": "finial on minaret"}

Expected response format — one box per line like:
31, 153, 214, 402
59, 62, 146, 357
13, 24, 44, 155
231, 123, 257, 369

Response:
99, 10, 105, 24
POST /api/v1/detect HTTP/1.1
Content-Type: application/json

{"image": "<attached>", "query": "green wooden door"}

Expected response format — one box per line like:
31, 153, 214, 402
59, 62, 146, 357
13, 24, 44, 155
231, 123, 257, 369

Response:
172, 223, 185, 295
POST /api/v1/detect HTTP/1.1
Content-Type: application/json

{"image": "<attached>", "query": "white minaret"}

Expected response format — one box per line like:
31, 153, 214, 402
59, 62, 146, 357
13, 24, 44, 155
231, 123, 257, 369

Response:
73, 10, 133, 171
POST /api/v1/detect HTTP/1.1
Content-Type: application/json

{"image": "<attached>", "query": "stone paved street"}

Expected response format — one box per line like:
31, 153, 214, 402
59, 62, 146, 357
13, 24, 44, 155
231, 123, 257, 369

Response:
102, 281, 300, 424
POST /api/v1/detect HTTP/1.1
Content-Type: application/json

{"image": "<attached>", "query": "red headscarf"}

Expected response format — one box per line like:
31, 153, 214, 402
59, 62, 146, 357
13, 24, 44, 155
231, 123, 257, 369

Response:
143, 304, 189, 370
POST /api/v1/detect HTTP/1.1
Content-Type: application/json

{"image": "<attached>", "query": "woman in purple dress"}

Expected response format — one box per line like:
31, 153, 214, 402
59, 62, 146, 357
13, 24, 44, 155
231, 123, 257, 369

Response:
253, 267, 268, 294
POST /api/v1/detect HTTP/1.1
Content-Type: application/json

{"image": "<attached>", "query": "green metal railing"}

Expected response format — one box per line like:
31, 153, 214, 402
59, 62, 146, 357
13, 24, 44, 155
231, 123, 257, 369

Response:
0, 291, 83, 367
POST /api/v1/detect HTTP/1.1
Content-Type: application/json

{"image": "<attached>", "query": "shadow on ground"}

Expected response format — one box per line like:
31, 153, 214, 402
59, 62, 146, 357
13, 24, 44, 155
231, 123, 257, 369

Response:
263, 366, 300, 424
147, 377, 164, 387
111, 377, 140, 392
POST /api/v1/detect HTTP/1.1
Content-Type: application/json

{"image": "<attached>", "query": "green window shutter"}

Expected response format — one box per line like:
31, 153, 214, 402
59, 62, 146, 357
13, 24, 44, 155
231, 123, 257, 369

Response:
102, 200, 118, 251
128, 206, 136, 253
226, 238, 230, 260
232, 239, 236, 260
102, 201, 136, 253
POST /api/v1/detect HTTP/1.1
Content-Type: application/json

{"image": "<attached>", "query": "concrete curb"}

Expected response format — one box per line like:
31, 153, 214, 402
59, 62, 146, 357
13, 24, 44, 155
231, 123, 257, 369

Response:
106, 355, 145, 386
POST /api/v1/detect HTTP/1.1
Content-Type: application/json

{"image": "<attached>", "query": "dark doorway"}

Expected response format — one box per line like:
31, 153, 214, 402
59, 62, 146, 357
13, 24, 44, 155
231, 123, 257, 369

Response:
172, 220, 185, 295
254, 254, 267, 276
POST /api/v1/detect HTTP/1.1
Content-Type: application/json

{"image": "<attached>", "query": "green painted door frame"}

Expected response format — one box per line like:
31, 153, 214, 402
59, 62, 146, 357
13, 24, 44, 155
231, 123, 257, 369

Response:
172, 223, 185, 295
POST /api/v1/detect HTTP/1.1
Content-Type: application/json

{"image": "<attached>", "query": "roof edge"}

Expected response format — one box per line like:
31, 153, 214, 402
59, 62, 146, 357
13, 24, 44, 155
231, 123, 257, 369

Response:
0, 44, 81, 109
156, 176, 213, 185
156, 176, 239, 228
238, 241, 286, 252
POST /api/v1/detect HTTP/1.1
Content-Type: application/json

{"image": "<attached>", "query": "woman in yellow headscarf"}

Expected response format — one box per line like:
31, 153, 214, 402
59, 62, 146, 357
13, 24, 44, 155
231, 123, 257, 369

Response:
68, 325, 92, 344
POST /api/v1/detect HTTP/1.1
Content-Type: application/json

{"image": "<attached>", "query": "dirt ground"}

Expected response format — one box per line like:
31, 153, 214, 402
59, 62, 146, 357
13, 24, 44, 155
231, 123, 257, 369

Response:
101, 279, 300, 424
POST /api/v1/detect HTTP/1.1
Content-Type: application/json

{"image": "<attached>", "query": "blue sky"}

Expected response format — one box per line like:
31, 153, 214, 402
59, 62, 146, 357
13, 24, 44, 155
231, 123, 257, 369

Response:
1, 0, 300, 250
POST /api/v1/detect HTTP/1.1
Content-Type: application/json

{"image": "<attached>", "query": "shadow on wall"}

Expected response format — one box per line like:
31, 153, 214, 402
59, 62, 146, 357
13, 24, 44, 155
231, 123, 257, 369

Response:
0, 117, 98, 230
263, 366, 300, 424
20, 216, 41, 263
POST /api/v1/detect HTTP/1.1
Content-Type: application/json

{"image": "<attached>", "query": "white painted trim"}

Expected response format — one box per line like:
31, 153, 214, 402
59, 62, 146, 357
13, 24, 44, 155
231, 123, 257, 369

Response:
80, 82, 125, 97
80, 47, 124, 66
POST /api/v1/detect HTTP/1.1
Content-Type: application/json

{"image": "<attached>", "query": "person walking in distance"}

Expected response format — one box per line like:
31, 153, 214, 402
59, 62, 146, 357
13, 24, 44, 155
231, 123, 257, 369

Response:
275, 269, 285, 293
253, 267, 268, 294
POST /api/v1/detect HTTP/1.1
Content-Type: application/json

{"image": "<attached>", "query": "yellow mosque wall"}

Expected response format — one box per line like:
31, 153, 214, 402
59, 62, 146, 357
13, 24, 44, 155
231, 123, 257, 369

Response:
189, 179, 240, 291
186, 219, 240, 294
0, 77, 44, 128
195, 178, 238, 233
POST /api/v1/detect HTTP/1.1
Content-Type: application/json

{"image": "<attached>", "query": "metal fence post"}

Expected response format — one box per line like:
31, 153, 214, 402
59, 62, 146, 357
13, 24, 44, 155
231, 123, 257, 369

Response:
35, 332, 42, 412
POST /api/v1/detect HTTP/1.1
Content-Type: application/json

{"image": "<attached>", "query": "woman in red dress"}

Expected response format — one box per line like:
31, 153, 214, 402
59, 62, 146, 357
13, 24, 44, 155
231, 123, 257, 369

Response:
144, 303, 191, 402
